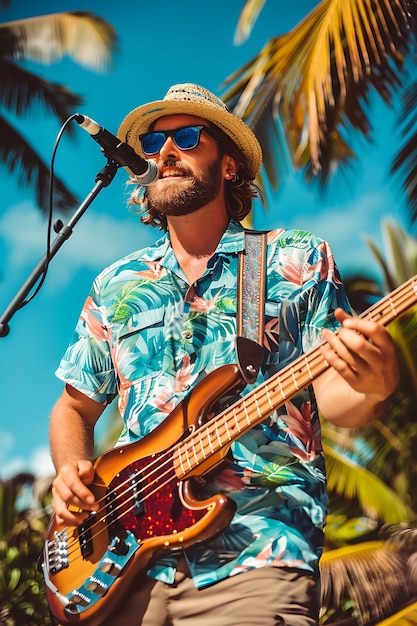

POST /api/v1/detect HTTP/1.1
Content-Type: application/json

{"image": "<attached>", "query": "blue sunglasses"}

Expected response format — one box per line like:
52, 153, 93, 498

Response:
139, 125, 216, 156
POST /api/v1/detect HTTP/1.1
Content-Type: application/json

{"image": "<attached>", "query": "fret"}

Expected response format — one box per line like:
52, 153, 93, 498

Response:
388, 296, 397, 317
265, 388, 274, 412
278, 377, 286, 401
215, 423, 223, 448
224, 418, 231, 441
178, 447, 186, 475
304, 355, 314, 381
243, 400, 251, 426
184, 444, 192, 471
232, 407, 241, 434
199, 436, 206, 460
252, 392, 261, 422
289, 367, 300, 393
207, 428, 215, 454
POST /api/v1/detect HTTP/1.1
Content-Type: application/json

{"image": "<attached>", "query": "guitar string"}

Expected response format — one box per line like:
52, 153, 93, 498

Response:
63, 450, 184, 562
57, 280, 417, 568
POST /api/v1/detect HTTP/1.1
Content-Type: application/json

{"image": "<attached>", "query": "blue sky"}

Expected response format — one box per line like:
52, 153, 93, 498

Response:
0, 0, 408, 479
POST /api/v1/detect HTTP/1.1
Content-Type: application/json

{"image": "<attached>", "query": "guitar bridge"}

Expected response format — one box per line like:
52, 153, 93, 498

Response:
44, 529, 69, 574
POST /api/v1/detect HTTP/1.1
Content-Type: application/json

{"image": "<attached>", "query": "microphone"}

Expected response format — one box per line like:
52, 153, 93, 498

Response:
74, 114, 158, 185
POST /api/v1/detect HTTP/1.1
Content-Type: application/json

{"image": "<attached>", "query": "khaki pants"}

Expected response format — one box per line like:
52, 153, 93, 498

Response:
102, 558, 319, 626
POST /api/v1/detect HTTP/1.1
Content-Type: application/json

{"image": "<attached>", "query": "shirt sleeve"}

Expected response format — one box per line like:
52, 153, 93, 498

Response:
55, 289, 118, 405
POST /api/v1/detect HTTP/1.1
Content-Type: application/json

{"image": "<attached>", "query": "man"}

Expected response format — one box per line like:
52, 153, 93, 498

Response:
48, 83, 399, 626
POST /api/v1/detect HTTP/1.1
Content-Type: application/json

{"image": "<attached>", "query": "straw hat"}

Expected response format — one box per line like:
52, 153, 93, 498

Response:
117, 83, 262, 179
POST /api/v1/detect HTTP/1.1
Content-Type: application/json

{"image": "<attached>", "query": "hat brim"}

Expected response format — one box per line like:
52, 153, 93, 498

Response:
117, 99, 262, 179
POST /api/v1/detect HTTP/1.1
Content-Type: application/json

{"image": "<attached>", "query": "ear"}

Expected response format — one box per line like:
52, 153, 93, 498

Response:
223, 156, 239, 181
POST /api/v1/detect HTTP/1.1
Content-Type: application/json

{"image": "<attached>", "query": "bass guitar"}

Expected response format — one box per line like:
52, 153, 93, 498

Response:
41, 275, 417, 625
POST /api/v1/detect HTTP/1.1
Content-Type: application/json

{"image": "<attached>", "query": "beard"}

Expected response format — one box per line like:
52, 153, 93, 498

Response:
146, 157, 223, 218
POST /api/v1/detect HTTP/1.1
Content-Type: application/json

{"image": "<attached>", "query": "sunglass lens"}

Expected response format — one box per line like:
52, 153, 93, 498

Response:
174, 126, 201, 150
141, 132, 165, 155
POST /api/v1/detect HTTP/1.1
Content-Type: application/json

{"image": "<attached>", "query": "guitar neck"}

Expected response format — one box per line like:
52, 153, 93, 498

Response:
174, 275, 417, 479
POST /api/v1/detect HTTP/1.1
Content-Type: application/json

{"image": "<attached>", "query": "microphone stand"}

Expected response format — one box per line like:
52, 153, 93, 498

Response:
0, 160, 119, 338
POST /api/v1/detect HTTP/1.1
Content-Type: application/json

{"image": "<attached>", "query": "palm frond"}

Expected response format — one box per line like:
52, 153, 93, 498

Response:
388, 310, 417, 395
363, 219, 417, 410
320, 541, 412, 625
234, 0, 267, 45
342, 275, 383, 314
322, 441, 410, 522
0, 114, 78, 213
0, 58, 81, 121
365, 219, 417, 289
224, 0, 416, 190
391, 81, 417, 225
0, 11, 117, 72
376, 603, 417, 625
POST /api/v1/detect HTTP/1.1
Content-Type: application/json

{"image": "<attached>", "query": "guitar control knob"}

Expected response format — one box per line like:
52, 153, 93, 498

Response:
109, 536, 129, 556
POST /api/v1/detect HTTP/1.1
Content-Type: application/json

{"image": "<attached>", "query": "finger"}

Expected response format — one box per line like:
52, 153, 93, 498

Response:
321, 326, 368, 371
336, 308, 395, 350
59, 462, 97, 506
52, 465, 98, 515
51, 487, 90, 526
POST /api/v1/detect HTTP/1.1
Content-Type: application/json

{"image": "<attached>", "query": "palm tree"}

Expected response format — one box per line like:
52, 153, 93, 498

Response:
0, 10, 117, 213
223, 0, 417, 223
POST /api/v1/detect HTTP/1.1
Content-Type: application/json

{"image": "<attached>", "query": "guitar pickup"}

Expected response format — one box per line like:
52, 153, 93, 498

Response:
78, 513, 95, 558
129, 470, 145, 517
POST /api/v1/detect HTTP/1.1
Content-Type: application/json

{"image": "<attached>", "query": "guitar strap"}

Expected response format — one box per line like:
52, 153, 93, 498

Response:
236, 229, 268, 385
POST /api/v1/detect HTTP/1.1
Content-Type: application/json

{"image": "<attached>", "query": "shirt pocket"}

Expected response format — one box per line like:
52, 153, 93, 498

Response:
114, 305, 166, 383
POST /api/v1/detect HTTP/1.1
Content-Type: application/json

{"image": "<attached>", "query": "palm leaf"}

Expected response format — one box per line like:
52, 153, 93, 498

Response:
381, 220, 416, 286
364, 219, 417, 402
1, 11, 117, 72
322, 441, 410, 522
391, 81, 417, 225
389, 310, 417, 396
320, 541, 412, 625
376, 603, 417, 625
224, 0, 415, 190
0, 58, 81, 121
0, 114, 78, 212
234, 0, 267, 45
0, 11, 117, 213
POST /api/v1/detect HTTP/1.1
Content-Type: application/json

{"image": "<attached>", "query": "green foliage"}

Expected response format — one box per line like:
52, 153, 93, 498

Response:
0, 475, 52, 626
0, 10, 117, 213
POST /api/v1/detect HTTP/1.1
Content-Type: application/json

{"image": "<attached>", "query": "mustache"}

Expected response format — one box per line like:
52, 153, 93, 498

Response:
159, 160, 194, 178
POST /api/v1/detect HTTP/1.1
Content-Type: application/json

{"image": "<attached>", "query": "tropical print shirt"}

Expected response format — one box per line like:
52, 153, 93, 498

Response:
56, 219, 351, 588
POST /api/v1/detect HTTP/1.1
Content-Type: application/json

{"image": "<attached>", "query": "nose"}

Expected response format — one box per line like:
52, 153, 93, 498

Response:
157, 134, 179, 160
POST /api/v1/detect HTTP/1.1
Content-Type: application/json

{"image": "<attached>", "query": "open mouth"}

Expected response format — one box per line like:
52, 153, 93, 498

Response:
160, 166, 188, 179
